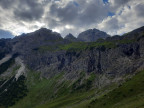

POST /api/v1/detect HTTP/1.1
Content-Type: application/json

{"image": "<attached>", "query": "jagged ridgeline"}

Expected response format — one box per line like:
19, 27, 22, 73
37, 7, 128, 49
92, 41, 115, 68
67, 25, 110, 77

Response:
0, 26, 144, 108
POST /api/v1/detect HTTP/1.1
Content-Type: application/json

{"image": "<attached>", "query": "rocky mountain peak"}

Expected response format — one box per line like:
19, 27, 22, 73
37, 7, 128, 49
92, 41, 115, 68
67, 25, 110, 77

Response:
11, 28, 64, 54
35, 28, 52, 34
65, 33, 74, 38
14, 28, 62, 41
64, 33, 78, 42
77, 28, 110, 42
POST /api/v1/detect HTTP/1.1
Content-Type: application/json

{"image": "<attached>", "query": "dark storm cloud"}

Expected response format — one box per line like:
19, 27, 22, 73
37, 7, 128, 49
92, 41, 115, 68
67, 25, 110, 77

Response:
49, 2, 79, 24
45, 17, 60, 28
78, 1, 108, 25
0, 0, 15, 9
102, 17, 119, 30
0, 29, 14, 39
113, 0, 130, 6
14, 0, 44, 21
48, 0, 109, 28
135, 4, 144, 17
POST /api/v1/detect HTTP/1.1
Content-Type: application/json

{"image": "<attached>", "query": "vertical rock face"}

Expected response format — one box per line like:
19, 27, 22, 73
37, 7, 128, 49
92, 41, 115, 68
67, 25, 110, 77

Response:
97, 48, 102, 73
77, 28, 110, 42
87, 49, 96, 73
19, 40, 143, 80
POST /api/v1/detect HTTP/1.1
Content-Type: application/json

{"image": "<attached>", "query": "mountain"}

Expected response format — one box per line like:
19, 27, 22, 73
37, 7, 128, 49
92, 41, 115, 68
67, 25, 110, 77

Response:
11, 28, 70, 55
0, 26, 144, 108
64, 33, 78, 42
77, 28, 110, 42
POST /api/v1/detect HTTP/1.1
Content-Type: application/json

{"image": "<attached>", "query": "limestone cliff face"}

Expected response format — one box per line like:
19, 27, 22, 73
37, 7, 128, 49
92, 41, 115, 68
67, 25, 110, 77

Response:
23, 41, 143, 79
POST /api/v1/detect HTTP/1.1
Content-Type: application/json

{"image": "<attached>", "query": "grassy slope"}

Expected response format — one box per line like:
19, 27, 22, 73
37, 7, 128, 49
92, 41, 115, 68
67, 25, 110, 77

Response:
10, 70, 144, 108
10, 70, 64, 108
88, 70, 144, 108
38, 38, 137, 52
9, 70, 95, 108
37, 69, 144, 108
58, 41, 116, 51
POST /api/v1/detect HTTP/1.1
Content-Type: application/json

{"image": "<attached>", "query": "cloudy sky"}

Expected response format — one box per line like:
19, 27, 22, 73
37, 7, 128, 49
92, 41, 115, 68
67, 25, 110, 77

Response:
0, 0, 144, 38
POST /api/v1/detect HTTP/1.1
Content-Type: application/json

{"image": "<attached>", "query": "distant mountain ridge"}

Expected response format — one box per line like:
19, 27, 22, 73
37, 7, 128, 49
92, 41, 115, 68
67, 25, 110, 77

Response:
14, 28, 110, 42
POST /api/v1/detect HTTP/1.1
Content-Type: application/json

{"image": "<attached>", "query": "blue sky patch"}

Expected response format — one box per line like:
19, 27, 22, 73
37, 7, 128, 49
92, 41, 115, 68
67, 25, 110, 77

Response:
73, 1, 79, 7
103, 0, 108, 3
108, 12, 115, 17
0, 29, 14, 39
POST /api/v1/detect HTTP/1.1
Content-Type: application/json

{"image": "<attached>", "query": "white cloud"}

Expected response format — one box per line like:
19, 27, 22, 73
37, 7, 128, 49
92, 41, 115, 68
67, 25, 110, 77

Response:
98, 0, 144, 35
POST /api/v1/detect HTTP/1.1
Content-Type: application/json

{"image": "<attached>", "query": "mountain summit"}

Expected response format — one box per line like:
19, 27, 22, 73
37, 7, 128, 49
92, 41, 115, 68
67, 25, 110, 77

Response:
77, 28, 110, 42
64, 33, 78, 42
